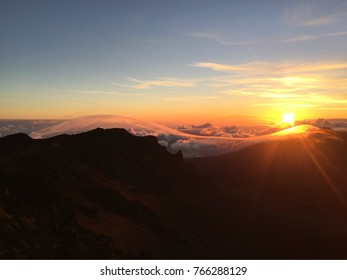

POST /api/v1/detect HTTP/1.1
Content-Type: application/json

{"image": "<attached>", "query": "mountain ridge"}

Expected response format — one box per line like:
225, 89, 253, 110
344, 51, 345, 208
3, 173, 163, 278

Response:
1, 127, 347, 259
0, 128, 201, 259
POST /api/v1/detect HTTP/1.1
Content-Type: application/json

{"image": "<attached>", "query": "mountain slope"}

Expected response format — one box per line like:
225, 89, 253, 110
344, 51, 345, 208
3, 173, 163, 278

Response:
1, 127, 347, 259
188, 129, 347, 258
0, 128, 204, 259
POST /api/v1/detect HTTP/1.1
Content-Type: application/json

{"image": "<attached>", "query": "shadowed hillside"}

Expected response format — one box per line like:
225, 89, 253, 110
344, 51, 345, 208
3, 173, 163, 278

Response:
1, 127, 347, 259
0, 128, 204, 259
188, 129, 347, 258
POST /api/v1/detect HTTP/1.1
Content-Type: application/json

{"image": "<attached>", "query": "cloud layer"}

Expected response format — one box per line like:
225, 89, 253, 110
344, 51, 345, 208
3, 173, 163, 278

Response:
1, 115, 344, 158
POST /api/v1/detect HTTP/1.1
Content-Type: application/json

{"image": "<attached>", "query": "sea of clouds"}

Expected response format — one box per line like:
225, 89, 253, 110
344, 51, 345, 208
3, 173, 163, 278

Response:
1, 115, 346, 158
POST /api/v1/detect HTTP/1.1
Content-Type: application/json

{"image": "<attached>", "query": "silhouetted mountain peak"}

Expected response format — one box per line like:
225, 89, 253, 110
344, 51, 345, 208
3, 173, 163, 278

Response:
1, 128, 187, 191
0, 133, 33, 156
0, 132, 32, 145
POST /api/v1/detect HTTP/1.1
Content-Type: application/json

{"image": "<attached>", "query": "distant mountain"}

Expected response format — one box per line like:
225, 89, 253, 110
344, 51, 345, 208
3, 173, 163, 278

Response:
1, 127, 347, 259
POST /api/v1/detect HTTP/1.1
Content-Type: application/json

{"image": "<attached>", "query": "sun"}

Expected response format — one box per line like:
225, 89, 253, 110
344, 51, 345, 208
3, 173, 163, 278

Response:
281, 113, 295, 126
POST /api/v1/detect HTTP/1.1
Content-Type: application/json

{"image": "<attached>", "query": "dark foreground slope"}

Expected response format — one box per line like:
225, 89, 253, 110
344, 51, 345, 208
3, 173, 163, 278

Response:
188, 128, 347, 258
0, 128, 205, 259
1, 127, 347, 259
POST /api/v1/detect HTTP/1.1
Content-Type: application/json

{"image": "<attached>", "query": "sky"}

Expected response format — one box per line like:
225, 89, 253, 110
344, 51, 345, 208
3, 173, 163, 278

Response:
1, 0, 347, 125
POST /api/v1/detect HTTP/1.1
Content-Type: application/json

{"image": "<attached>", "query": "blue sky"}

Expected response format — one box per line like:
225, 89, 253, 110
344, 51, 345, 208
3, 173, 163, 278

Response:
1, 0, 347, 123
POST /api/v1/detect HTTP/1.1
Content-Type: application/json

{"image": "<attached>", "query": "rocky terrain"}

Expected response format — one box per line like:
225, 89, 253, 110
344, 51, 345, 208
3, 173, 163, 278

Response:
1, 127, 346, 259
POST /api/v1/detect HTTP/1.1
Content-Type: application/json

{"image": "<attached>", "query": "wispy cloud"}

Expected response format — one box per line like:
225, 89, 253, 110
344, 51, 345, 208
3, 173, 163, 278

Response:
279, 2, 347, 48
220, 76, 322, 98
45, 88, 128, 97
190, 61, 347, 74
283, 2, 347, 27
223, 89, 258, 96
190, 28, 347, 47
249, 103, 321, 109
284, 31, 347, 43
259, 93, 308, 99
78, 90, 121, 96
190, 32, 261, 46
114, 77, 197, 89
188, 59, 347, 114
249, 94, 347, 110
111, 58, 347, 117
162, 95, 223, 102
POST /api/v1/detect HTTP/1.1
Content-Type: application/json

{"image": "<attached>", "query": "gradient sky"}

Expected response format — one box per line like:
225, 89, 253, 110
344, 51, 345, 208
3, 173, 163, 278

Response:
1, 0, 347, 124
